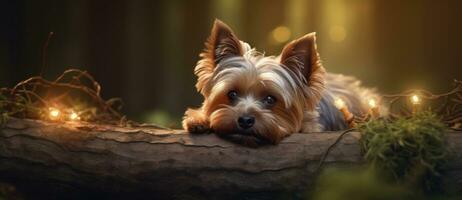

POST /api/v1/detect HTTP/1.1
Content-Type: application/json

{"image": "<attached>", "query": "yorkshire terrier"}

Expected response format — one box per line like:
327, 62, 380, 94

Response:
183, 19, 382, 145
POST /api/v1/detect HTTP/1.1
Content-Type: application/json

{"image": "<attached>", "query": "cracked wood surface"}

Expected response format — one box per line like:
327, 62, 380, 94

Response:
0, 118, 461, 199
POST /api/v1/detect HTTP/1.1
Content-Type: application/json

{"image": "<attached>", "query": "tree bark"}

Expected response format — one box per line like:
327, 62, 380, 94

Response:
0, 118, 461, 199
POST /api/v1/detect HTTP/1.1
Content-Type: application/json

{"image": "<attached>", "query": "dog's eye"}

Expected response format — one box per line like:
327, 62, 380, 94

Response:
263, 95, 276, 105
227, 90, 238, 101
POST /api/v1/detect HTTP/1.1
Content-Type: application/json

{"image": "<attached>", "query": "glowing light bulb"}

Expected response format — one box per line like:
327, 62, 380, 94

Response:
334, 97, 355, 128
334, 98, 346, 109
368, 98, 380, 118
69, 111, 79, 121
411, 94, 420, 105
49, 108, 60, 119
368, 99, 377, 108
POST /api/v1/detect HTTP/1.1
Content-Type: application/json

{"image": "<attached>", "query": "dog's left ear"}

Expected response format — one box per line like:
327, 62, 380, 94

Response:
206, 19, 243, 64
195, 19, 243, 96
280, 33, 326, 109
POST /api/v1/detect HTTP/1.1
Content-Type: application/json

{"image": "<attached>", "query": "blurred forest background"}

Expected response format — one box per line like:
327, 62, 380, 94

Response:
0, 0, 459, 127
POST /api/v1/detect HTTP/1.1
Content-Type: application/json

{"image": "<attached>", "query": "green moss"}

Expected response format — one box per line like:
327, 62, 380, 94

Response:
311, 112, 454, 199
358, 111, 450, 192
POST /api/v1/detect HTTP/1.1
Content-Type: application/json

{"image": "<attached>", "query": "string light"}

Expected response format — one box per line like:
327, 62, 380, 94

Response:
48, 107, 81, 121
334, 97, 355, 128
49, 108, 60, 120
368, 99, 377, 108
368, 98, 380, 118
410, 94, 422, 115
69, 111, 80, 121
411, 94, 421, 105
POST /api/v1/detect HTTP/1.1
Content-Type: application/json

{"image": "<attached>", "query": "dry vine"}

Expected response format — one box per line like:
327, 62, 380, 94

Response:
0, 69, 132, 126
381, 79, 462, 130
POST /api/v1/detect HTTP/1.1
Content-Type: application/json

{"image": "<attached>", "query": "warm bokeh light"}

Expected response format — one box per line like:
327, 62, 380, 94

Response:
49, 108, 60, 119
334, 98, 346, 109
411, 94, 421, 105
329, 25, 347, 42
271, 26, 291, 43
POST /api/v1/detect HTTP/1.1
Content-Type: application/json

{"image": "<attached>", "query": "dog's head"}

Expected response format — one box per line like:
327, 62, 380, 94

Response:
195, 19, 326, 145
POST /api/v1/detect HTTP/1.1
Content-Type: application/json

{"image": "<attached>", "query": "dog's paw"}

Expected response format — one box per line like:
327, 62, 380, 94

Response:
183, 118, 211, 134
182, 109, 211, 134
186, 123, 210, 134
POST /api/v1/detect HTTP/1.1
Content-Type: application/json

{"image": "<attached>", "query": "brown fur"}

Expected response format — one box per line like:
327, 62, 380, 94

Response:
183, 19, 380, 146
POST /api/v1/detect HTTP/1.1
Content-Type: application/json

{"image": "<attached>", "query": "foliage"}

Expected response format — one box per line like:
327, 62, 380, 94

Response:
312, 165, 462, 200
358, 111, 450, 192
312, 167, 412, 200
142, 109, 180, 128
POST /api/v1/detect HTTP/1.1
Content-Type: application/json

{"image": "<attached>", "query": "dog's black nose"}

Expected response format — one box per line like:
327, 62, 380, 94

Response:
238, 116, 255, 129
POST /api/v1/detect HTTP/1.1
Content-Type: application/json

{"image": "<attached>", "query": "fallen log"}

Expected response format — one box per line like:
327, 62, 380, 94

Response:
0, 118, 461, 199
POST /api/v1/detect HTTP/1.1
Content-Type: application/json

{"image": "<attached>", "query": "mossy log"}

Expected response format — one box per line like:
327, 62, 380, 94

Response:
0, 118, 461, 199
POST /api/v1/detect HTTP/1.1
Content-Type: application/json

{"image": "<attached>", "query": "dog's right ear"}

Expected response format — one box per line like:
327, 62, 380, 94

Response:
195, 19, 243, 95
279, 33, 325, 110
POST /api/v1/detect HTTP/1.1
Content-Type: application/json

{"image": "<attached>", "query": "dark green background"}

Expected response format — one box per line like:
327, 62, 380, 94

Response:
0, 0, 459, 126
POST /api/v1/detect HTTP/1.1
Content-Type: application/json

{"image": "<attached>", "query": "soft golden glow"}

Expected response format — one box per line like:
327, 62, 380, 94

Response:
334, 98, 346, 109
329, 25, 347, 42
411, 94, 420, 105
272, 26, 291, 43
368, 99, 377, 108
69, 111, 80, 121
49, 108, 60, 119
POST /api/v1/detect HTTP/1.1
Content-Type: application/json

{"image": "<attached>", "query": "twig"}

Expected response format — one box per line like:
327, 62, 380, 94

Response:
316, 128, 357, 172
40, 32, 54, 76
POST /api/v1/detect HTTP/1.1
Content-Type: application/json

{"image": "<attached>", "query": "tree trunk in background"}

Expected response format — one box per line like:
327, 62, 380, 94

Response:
0, 118, 461, 199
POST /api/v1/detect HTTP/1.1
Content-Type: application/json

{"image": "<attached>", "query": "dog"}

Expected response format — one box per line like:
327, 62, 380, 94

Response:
183, 19, 382, 146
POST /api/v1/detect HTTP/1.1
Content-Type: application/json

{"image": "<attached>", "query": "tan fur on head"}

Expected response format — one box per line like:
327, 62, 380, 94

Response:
183, 19, 379, 146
